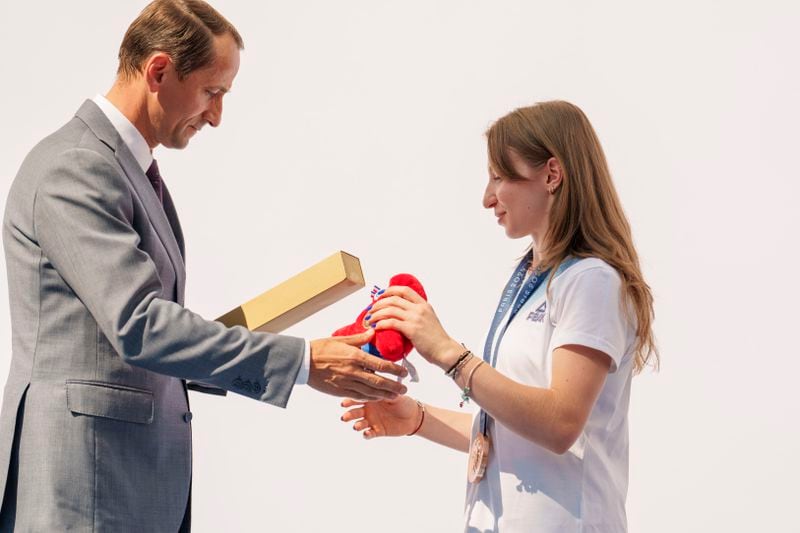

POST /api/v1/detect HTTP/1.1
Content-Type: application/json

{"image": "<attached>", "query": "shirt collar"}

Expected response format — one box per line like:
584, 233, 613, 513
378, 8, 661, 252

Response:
93, 94, 153, 174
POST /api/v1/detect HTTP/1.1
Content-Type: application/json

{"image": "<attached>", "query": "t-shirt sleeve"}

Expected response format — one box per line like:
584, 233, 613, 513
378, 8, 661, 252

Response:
549, 266, 630, 373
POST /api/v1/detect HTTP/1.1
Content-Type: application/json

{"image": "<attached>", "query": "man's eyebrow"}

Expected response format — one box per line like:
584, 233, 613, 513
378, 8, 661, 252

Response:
208, 85, 231, 94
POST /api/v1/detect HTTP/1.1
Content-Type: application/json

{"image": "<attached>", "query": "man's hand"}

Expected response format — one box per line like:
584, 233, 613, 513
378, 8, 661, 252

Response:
308, 330, 408, 401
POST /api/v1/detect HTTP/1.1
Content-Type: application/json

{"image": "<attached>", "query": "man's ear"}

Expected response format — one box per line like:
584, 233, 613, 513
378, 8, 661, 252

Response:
144, 52, 172, 92
545, 157, 563, 190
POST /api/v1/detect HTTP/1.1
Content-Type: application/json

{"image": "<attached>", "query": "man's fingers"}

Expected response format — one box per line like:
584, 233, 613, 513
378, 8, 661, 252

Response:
353, 368, 407, 396
343, 390, 380, 402
335, 329, 375, 347
360, 354, 408, 378
345, 382, 396, 402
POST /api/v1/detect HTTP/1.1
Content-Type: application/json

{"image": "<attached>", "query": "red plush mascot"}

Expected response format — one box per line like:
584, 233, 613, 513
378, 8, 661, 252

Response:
332, 273, 427, 362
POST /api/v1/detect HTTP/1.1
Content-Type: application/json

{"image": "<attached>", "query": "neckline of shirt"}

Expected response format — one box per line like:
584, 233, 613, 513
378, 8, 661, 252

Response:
93, 94, 153, 174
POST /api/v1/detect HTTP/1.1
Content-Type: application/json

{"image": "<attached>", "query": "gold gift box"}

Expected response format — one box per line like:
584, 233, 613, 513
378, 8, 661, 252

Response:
216, 251, 365, 333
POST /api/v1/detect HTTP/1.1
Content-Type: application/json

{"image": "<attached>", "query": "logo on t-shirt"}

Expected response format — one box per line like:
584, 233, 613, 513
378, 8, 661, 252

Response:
527, 302, 546, 323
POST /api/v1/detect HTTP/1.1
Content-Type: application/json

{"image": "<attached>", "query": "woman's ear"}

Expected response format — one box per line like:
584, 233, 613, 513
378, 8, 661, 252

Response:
545, 157, 563, 193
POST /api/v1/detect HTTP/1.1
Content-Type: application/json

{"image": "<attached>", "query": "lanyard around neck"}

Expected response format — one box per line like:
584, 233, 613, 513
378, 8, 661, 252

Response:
482, 251, 549, 368
479, 251, 550, 434
478, 253, 579, 435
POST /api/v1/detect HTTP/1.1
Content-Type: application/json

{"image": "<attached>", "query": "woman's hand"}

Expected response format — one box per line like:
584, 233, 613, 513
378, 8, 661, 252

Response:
366, 285, 463, 370
340, 396, 421, 439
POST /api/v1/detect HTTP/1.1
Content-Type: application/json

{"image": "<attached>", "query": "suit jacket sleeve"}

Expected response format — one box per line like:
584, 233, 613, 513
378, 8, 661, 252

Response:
32, 147, 304, 407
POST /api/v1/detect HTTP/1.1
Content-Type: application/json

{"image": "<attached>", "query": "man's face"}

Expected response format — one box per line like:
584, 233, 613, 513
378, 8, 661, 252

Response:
153, 33, 240, 149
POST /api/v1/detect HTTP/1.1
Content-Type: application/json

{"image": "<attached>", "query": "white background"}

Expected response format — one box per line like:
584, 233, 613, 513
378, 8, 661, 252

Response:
1, 1, 799, 531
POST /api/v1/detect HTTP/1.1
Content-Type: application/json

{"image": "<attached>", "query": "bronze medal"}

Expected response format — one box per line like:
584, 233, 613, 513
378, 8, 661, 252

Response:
467, 432, 490, 483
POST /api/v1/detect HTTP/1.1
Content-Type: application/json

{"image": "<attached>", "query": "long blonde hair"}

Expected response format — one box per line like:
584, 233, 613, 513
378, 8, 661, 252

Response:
486, 101, 658, 372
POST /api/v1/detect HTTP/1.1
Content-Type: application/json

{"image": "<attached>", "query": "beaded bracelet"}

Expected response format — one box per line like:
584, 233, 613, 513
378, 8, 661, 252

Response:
459, 359, 485, 408
445, 346, 473, 378
406, 400, 426, 436
451, 353, 474, 380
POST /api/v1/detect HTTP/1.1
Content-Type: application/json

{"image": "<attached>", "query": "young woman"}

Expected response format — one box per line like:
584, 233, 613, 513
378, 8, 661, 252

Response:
341, 100, 658, 532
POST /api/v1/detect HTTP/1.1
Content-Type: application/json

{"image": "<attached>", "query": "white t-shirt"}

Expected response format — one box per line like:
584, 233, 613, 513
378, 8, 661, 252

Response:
464, 258, 636, 533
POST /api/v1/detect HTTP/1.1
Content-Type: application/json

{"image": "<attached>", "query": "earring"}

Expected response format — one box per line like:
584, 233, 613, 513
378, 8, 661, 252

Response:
548, 185, 556, 194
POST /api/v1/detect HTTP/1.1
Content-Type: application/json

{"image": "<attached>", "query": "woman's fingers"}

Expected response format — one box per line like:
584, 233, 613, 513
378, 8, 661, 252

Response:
366, 306, 410, 327
373, 317, 406, 335
352, 419, 371, 432
380, 286, 426, 304
340, 406, 365, 422
368, 295, 413, 314
340, 399, 387, 440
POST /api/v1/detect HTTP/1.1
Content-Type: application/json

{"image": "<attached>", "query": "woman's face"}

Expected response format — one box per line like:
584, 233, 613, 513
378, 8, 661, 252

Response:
483, 150, 553, 242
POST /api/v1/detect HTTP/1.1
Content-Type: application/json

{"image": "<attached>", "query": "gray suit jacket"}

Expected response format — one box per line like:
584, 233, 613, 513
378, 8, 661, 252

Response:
0, 100, 305, 532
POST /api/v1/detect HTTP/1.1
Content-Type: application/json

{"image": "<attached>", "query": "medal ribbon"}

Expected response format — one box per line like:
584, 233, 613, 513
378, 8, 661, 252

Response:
479, 253, 578, 435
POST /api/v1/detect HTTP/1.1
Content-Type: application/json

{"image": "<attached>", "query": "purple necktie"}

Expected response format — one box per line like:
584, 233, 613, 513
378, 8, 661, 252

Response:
146, 160, 164, 204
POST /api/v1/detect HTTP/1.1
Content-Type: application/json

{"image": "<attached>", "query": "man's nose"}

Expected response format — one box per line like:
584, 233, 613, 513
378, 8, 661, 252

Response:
204, 96, 223, 128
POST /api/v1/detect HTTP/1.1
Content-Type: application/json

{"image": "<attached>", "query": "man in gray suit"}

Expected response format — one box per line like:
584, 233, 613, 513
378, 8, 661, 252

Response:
0, 1, 407, 531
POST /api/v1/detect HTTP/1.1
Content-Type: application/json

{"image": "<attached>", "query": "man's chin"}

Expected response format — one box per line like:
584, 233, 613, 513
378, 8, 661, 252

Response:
166, 136, 191, 150
175, 128, 201, 149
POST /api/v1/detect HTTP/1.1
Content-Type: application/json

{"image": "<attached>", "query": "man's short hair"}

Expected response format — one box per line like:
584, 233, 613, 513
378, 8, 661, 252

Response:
117, 0, 244, 80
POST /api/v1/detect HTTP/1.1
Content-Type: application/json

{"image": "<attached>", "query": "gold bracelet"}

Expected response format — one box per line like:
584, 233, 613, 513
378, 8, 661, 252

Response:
406, 400, 426, 436
459, 359, 485, 408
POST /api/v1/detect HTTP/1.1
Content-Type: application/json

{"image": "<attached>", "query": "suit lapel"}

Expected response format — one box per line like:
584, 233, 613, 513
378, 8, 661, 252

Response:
74, 100, 187, 305
161, 184, 186, 305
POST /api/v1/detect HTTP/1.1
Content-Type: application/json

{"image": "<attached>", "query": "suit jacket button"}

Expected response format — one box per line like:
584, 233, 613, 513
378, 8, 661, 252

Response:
183, 412, 193, 423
